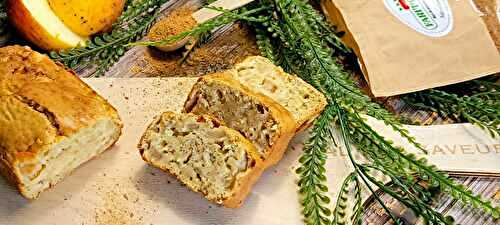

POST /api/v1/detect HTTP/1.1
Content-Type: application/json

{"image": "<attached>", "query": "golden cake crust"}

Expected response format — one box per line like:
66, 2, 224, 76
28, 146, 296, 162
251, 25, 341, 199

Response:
138, 112, 265, 208
0, 45, 122, 198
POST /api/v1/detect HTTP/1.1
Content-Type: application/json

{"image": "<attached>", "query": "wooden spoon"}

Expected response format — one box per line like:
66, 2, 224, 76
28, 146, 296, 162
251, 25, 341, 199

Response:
155, 0, 255, 52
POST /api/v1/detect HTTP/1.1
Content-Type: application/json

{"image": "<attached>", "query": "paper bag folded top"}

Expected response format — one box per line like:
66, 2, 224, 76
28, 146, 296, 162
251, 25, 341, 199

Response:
322, 0, 500, 97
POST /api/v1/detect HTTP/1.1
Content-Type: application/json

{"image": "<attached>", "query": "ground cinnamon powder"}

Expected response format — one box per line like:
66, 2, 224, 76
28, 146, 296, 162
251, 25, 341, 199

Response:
147, 7, 197, 42
132, 22, 260, 77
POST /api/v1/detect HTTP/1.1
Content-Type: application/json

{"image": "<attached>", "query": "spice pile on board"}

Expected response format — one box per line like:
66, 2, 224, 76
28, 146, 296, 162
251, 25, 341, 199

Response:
132, 23, 259, 77
147, 7, 197, 42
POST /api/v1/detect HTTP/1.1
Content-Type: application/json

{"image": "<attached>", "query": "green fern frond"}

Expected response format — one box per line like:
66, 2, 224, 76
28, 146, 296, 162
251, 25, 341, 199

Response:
336, 106, 404, 225
296, 106, 336, 225
268, 0, 427, 154
404, 88, 500, 137
114, 0, 166, 26
363, 163, 455, 224
129, 5, 269, 48
253, 25, 303, 75
350, 176, 363, 225
290, 0, 349, 54
254, 26, 278, 63
332, 172, 356, 225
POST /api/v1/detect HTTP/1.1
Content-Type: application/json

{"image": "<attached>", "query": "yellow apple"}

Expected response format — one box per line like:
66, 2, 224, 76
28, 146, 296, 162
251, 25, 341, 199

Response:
47, 0, 126, 36
8, 0, 88, 51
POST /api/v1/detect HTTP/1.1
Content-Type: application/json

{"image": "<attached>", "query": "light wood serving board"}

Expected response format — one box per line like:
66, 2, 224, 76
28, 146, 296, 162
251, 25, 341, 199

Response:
0, 78, 498, 225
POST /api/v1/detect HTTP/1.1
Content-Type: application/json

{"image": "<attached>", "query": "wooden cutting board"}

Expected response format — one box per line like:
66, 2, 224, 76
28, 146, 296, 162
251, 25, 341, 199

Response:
0, 78, 498, 225
0, 78, 307, 225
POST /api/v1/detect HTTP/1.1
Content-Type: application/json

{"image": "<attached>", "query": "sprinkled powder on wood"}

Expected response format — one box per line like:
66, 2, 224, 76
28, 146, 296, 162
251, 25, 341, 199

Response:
148, 7, 197, 42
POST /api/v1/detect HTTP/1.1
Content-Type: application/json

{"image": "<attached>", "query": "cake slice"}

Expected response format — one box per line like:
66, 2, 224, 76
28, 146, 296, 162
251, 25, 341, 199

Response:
183, 73, 296, 167
229, 56, 327, 132
138, 112, 264, 208
0, 45, 122, 199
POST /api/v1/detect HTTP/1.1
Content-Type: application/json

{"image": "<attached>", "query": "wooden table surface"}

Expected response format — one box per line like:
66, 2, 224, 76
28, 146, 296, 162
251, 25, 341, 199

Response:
363, 176, 499, 225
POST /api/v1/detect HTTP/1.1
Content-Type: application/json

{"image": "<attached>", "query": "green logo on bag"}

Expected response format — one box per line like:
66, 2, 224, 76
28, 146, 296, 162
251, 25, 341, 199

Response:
384, 0, 453, 37
405, 0, 438, 29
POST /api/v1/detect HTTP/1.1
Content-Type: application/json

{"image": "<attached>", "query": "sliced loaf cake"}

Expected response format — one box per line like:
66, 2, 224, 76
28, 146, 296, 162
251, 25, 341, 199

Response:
183, 73, 296, 167
230, 56, 327, 132
138, 112, 264, 208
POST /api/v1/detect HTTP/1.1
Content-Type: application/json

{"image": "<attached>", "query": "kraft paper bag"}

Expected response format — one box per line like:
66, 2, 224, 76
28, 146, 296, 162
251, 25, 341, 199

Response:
322, 0, 500, 97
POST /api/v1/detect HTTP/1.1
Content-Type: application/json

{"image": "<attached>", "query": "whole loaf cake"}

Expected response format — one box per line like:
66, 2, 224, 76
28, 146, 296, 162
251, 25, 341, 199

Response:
0, 45, 122, 199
